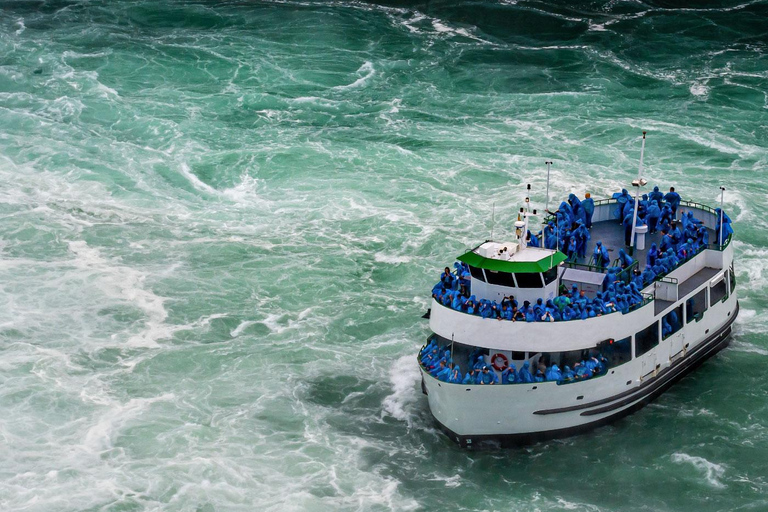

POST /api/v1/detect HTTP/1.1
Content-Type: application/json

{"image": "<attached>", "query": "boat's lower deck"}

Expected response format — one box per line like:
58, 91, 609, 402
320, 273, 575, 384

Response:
420, 293, 738, 447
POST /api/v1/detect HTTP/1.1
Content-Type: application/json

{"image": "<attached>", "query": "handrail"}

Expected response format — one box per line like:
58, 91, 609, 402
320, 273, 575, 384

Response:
430, 290, 654, 324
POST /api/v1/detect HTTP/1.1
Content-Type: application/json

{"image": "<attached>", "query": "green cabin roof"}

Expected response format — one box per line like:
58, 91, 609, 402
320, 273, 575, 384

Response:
458, 249, 568, 273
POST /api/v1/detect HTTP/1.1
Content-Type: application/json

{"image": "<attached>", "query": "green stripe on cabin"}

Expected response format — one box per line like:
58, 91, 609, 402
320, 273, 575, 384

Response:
458, 250, 568, 273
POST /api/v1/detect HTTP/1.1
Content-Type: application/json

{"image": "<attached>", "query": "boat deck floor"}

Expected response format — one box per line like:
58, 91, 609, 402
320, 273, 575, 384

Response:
568, 219, 716, 272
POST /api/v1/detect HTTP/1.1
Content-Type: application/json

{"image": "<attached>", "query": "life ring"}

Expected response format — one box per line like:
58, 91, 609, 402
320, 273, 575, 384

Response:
491, 353, 509, 372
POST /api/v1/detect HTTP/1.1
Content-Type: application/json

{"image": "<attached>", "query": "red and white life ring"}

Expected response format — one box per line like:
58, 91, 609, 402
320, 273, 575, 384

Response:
491, 353, 509, 372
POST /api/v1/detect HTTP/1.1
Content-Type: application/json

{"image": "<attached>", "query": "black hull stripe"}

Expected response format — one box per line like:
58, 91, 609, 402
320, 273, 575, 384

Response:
533, 301, 739, 416
429, 302, 738, 448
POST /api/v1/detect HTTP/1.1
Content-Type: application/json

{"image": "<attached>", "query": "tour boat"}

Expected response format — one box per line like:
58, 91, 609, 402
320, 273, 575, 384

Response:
418, 138, 738, 448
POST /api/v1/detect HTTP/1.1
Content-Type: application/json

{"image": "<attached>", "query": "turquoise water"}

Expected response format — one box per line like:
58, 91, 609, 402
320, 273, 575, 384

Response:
1, 1, 767, 510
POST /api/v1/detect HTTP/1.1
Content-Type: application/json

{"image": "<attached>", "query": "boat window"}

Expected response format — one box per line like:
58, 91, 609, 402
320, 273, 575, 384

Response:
596, 336, 632, 367
686, 288, 707, 323
514, 272, 544, 288
728, 264, 736, 294
635, 321, 659, 357
710, 276, 728, 306
468, 265, 486, 282
542, 266, 558, 285
662, 305, 684, 339
511, 351, 526, 361
556, 348, 592, 369
485, 270, 517, 287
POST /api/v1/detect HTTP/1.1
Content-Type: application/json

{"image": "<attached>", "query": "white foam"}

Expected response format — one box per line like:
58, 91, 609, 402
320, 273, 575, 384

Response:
374, 253, 412, 264
381, 354, 421, 427
179, 162, 218, 194
67, 241, 171, 347
690, 82, 710, 98
83, 393, 175, 452
671, 453, 727, 488
230, 320, 256, 337
14, 18, 25, 36
333, 61, 375, 90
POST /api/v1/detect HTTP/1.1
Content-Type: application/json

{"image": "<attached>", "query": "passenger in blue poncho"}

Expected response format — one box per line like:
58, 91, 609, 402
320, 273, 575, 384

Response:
715, 208, 734, 245
569, 194, 586, 225
582, 193, 595, 228
623, 209, 635, 246
647, 200, 661, 234
462, 370, 476, 385
664, 187, 681, 217
430, 360, 447, 377
562, 365, 576, 382
662, 318, 673, 338
573, 221, 590, 258
440, 267, 455, 289
649, 185, 664, 205
479, 366, 498, 385
518, 361, 534, 383
593, 241, 609, 270
558, 201, 575, 226
612, 189, 631, 220
527, 230, 540, 248
566, 237, 577, 262
617, 249, 634, 269
501, 364, 517, 384
647, 243, 660, 267
449, 366, 462, 383
545, 364, 562, 382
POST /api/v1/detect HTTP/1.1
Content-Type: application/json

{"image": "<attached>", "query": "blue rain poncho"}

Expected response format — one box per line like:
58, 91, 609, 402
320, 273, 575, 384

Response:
501, 364, 518, 385
582, 196, 595, 228
662, 318, 672, 338
618, 249, 634, 269
569, 194, 586, 224
649, 185, 664, 204
664, 189, 681, 214
715, 208, 734, 244
562, 366, 575, 381
573, 221, 590, 258
593, 241, 609, 270
479, 367, 498, 385
518, 361, 534, 383
545, 364, 562, 382
462, 371, 476, 385
647, 200, 661, 233
612, 189, 631, 219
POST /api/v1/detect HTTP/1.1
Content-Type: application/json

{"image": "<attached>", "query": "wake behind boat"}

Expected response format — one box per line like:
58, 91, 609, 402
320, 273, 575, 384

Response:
418, 134, 738, 448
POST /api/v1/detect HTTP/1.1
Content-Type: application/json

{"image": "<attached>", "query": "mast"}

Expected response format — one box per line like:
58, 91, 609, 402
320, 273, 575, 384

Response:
629, 131, 647, 254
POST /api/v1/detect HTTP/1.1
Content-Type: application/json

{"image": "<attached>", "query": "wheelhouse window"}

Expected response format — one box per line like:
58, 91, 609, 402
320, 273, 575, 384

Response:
686, 288, 708, 323
485, 270, 517, 287
635, 322, 659, 357
542, 266, 558, 285
514, 272, 544, 288
662, 305, 683, 339
710, 276, 728, 306
468, 265, 486, 282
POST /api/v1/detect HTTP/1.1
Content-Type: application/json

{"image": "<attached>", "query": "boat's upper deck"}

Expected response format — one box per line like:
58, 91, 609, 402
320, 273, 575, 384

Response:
428, 194, 735, 351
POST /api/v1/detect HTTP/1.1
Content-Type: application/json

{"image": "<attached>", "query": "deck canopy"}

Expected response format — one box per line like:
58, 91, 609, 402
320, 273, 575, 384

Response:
458, 242, 567, 273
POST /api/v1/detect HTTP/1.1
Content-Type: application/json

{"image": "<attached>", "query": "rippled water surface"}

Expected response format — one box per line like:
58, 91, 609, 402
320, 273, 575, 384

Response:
1, 1, 767, 510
